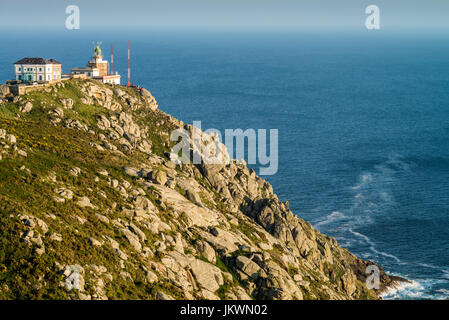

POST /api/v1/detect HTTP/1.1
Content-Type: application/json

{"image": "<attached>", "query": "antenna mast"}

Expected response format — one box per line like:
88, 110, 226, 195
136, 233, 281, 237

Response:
127, 40, 131, 87
111, 45, 114, 75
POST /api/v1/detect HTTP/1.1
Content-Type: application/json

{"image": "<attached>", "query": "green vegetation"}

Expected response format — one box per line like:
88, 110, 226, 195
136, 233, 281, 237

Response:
0, 78, 382, 301
0, 79, 174, 299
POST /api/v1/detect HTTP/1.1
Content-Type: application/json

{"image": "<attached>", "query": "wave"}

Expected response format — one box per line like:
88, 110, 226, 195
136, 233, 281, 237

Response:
435, 289, 449, 296
442, 270, 449, 280
382, 277, 449, 300
382, 279, 426, 300
380, 261, 449, 299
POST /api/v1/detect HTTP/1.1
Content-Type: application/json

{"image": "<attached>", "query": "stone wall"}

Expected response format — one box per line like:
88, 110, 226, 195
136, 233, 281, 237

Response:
5, 78, 71, 97
0, 84, 11, 99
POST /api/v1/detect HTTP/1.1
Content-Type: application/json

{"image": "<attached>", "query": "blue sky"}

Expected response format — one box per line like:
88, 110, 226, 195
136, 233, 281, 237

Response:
1, 0, 449, 30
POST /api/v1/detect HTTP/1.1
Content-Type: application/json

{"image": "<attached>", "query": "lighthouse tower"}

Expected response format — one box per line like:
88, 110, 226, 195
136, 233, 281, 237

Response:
88, 44, 108, 77
71, 42, 121, 85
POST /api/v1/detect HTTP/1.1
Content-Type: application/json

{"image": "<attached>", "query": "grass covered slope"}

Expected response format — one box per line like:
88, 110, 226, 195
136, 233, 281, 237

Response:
0, 79, 399, 300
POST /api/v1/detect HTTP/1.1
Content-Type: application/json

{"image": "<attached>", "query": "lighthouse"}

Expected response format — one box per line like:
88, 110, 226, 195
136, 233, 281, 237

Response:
71, 42, 121, 85
88, 44, 108, 77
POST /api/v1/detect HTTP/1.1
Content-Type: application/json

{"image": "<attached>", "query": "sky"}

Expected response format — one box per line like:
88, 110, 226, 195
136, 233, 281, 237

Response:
0, 0, 449, 31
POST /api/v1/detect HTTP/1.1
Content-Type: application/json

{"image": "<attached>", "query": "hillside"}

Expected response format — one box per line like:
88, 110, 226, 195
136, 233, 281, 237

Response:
0, 79, 401, 300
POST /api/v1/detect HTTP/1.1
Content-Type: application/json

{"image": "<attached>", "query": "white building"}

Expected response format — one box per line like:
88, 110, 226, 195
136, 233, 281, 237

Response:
71, 67, 99, 78
14, 57, 62, 82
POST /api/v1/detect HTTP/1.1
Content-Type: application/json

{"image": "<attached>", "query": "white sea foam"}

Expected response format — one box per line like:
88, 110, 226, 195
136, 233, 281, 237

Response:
382, 277, 448, 300
442, 269, 449, 280
315, 211, 346, 228
335, 155, 407, 263
382, 279, 425, 300
379, 191, 392, 202
348, 228, 401, 263
312, 154, 448, 299
417, 262, 449, 272
351, 173, 373, 190
435, 288, 449, 296
319, 155, 448, 300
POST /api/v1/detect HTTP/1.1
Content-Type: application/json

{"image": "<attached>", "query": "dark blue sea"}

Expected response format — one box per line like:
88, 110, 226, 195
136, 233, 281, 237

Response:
1, 28, 449, 299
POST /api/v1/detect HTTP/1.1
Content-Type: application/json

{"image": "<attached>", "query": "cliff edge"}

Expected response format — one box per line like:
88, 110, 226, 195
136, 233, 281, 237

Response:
0, 79, 403, 300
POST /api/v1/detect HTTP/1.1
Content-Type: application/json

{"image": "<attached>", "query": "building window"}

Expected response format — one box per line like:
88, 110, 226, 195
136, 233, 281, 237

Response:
39, 75, 43, 81
18, 75, 22, 80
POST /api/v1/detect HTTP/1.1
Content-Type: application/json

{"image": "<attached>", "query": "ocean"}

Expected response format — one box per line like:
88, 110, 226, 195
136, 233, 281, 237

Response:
1, 28, 449, 299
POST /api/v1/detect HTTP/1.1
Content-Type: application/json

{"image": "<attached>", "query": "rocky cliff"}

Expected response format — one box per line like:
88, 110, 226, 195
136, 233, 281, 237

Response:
0, 79, 401, 300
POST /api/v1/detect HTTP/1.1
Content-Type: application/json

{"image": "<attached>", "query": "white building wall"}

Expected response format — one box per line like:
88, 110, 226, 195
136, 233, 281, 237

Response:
102, 76, 121, 85
14, 62, 61, 82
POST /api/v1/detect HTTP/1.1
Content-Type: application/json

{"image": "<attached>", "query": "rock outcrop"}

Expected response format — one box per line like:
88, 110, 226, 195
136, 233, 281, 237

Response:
0, 78, 403, 300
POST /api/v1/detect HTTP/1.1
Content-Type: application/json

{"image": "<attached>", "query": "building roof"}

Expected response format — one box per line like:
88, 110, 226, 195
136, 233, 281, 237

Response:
14, 57, 62, 65
72, 67, 97, 71
47, 59, 62, 65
